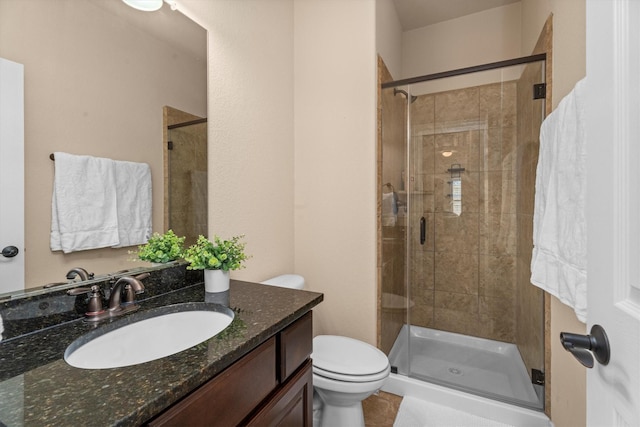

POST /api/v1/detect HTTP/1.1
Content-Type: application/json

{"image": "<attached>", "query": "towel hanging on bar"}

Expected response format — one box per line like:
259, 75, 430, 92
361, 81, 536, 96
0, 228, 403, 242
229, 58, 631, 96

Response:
50, 152, 152, 252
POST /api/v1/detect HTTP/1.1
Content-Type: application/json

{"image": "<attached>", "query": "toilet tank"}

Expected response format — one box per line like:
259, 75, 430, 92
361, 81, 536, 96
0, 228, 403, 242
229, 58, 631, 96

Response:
261, 274, 305, 290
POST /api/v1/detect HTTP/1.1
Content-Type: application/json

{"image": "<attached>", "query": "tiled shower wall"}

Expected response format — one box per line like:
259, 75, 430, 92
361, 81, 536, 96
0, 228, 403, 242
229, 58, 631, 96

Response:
406, 81, 519, 342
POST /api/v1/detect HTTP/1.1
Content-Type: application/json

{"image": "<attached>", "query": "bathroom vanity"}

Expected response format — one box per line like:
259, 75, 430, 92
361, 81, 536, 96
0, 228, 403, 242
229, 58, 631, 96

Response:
148, 311, 313, 426
0, 264, 323, 426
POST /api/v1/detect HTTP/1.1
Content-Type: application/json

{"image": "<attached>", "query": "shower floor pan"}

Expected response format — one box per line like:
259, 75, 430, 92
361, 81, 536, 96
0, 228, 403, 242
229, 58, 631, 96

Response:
388, 325, 542, 410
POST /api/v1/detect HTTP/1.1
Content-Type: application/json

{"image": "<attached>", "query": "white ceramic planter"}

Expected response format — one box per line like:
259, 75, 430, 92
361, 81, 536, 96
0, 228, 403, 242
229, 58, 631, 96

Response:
204, 269, 230, 293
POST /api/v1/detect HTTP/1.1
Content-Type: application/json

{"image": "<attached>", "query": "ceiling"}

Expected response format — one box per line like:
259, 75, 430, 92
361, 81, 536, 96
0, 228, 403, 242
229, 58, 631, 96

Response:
392, 0, 521, 31
114, 0, 520, 58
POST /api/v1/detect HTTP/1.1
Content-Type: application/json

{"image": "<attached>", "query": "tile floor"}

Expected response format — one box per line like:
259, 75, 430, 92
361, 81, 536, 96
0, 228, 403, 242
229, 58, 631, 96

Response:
362, 391, 403, 427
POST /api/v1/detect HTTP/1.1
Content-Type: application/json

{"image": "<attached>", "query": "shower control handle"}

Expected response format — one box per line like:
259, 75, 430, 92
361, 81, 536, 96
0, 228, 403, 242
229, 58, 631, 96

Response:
420, 217, 426, 245
560, 324, 610, 368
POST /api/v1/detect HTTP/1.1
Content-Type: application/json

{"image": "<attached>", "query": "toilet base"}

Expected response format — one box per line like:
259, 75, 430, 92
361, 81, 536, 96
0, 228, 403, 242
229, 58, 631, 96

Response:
315, 400, 365, 427
314, 387, 376, 427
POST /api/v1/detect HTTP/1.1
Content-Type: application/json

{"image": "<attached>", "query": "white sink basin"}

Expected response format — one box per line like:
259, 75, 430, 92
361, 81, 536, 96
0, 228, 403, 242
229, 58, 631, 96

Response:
64, 303, 234, 369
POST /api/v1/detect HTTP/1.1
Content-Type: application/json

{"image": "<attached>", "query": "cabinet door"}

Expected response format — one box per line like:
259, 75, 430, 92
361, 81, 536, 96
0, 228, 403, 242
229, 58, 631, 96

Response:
148, 337, 277, 427
248, 360, 313, 427
279, 311, 313, 382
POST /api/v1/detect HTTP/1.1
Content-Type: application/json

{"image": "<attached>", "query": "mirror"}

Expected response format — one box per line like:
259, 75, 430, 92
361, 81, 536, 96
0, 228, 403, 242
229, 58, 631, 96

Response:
0, 0, 207, 295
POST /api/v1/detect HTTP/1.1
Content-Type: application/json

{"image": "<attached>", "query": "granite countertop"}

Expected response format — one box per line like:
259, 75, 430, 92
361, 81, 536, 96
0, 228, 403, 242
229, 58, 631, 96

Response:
0, 266, 323, 426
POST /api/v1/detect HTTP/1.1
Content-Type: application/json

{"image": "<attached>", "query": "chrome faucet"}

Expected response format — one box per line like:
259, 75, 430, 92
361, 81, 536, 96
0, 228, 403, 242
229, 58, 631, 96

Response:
66, 267, 94, 281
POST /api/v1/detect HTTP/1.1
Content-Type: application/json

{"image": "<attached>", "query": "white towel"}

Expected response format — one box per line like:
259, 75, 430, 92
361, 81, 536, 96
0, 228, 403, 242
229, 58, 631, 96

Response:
50, 152, 120, 253
112, 160, 153, 248
531, 78, 587, 323
382, 191, 397, 226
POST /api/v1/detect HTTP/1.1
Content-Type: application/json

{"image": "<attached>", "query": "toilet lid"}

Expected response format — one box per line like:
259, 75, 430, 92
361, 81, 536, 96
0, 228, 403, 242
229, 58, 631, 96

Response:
312, 335, 389, 377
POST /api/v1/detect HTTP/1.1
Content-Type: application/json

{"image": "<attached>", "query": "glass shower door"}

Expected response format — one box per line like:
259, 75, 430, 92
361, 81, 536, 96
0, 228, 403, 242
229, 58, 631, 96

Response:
380, 83, 410, 375
167, 119, 208, 247
400, 60, 547, 410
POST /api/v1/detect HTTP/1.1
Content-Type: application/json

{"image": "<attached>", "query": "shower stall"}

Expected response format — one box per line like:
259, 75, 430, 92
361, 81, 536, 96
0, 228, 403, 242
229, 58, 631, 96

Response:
164, 113, 208, 247
379, 54, 547, 411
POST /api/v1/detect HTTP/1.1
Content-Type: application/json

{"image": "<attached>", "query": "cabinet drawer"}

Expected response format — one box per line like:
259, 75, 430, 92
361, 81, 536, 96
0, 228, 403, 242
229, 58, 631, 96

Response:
279, 311, 313, 382
149, 337, 277, 427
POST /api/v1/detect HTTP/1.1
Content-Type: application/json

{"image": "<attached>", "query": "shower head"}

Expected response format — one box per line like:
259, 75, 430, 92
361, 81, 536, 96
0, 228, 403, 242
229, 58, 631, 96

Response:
393, 88, 418, 103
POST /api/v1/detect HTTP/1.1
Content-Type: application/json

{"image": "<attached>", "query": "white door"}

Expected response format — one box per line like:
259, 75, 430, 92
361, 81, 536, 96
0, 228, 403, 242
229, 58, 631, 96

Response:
586, 0, 640, 425
0, 57, 25, 293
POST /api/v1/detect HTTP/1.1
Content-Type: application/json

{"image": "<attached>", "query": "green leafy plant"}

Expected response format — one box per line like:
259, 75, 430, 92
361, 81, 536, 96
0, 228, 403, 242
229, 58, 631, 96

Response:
136, 230, 185, 263
184, 235, 249, 271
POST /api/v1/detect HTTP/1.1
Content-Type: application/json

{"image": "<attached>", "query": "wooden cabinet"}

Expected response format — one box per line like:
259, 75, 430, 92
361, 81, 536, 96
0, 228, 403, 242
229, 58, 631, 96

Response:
248, 359, 312, 427
148, 311, 313, 427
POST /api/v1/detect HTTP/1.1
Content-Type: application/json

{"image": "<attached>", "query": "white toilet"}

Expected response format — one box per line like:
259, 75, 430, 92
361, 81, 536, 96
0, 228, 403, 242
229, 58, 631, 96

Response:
261, 274, 391, 427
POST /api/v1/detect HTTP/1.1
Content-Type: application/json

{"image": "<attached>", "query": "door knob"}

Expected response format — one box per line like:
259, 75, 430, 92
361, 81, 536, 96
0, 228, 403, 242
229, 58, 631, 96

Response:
1, 246, 19, 258
560, 324, 610, 368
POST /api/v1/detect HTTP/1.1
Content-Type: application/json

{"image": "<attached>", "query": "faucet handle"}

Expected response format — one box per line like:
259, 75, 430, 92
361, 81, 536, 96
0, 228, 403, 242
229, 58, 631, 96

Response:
67, 286, 93, 296
68, 285, 105, 317
121, 273, 150, 305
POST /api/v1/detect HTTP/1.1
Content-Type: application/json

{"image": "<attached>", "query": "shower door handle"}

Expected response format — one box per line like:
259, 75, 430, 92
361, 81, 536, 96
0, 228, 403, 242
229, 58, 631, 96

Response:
420, 217, 426, 245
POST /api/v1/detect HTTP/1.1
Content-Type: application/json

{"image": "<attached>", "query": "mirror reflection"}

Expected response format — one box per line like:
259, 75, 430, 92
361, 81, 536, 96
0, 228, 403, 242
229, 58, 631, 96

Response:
0, 0, 207, 295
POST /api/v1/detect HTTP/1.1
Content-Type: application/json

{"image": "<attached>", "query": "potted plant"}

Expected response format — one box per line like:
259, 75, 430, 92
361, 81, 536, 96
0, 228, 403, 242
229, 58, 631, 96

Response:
135, 229, 185, 264
184, 234, 248, 293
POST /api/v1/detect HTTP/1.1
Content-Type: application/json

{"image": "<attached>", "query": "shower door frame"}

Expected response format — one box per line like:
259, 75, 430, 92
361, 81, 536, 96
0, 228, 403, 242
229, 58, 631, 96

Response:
380, 53, 549, 411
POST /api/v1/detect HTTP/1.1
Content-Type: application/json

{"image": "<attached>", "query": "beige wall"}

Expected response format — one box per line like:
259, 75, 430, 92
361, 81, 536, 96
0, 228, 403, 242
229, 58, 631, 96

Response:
522, 0, 586, 108
377, 4, 523, 96
376, 0, 403, 79
181, 0, 378, 344
0, 0, 206, 288
401, 3, 522, 81
294, 0, 378, 344
179, 0, 295, 284
521, 1, 587, 426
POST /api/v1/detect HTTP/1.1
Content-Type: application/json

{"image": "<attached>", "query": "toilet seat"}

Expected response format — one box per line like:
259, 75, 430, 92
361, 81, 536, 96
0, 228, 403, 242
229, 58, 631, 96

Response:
261, 274, 305, 289
312, 335, 390, 383
313, 364, 390, 383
